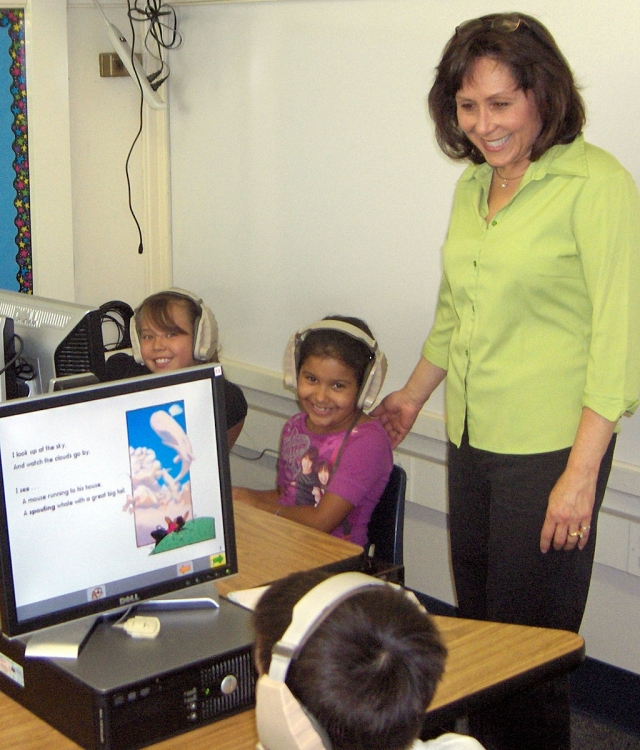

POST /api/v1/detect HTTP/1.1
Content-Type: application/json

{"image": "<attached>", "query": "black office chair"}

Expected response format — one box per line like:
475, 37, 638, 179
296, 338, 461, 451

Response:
365, 464, 407, 581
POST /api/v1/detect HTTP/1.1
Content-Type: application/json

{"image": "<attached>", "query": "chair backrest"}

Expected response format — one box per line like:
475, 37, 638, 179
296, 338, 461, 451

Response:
366, 464, 406, 567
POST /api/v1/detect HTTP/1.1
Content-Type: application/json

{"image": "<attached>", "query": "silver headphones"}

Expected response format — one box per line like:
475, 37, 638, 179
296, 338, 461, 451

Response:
283, 320, 387, 410
130, 288, 219, 364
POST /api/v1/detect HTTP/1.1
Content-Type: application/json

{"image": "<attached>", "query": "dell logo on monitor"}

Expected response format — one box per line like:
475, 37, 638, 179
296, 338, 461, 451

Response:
119, 594, 140, 606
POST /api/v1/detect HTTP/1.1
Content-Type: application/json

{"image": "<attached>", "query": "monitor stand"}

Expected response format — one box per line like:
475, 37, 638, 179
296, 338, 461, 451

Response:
134, 580, 220, 613
22, 581, 221, 660
23, 615, 101, 660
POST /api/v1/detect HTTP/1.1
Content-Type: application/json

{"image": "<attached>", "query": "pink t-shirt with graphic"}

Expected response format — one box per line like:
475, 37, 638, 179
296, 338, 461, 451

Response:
277, 412, 393, 546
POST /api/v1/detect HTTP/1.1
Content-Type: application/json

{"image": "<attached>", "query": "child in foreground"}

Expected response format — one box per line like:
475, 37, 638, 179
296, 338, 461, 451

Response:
105, 288, 247, 447
233, 316, 393, 546
252, 569, 485, 750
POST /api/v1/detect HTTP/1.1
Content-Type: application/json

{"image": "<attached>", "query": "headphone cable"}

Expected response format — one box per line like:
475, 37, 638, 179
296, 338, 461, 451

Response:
0, 333, 23, 377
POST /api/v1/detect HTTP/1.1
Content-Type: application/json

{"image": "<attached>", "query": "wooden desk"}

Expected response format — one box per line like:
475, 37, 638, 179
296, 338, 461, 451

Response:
425, 615, 583, 728
217, 501, 363, 595
0, 503, 584, 750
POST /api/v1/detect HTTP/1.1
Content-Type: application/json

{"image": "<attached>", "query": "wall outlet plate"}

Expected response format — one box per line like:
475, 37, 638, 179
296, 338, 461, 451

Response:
99, 51, 141, 78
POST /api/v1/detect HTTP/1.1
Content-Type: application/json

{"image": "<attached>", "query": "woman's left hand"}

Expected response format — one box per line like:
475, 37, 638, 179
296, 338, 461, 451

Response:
539, 407, 616, 554
539, 466, 596, 552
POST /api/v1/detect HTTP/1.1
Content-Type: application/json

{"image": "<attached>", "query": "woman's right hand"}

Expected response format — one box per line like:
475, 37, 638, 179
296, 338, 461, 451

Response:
371, 390, 423, 449
371, 357, 446, 449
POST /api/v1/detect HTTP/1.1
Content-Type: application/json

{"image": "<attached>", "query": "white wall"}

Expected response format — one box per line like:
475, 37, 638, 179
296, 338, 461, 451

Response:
168, 0, 640, 465
67, 2, 146, 307
64, 0, 640, 673
67, 0, 172, 310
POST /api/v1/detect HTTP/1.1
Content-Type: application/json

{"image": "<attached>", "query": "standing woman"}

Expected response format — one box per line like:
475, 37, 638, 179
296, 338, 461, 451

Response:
373, 13, 640, 750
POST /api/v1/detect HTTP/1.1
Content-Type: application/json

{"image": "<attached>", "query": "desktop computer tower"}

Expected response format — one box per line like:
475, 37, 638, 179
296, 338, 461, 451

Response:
0, 597, 257, 750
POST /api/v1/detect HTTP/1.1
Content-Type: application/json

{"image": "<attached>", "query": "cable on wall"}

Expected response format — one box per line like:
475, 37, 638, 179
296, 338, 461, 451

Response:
127, 0, 182, 93
122, 0, 181, 254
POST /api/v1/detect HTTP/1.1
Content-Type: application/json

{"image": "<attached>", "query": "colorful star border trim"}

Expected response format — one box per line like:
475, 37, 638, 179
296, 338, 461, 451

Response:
2, 10, 31, 294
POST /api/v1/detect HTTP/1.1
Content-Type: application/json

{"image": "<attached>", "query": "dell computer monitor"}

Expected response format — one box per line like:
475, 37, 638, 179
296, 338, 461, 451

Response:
0, 289, 106, 397
0, 364, 237, 638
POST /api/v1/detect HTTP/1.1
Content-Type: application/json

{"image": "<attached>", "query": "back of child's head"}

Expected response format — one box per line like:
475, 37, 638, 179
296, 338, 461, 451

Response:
297, 315, 375, 389
253, 570, 447, 750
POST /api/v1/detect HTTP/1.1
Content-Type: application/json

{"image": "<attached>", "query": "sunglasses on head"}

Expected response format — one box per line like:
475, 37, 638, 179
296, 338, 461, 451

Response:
455, 14, 530, 37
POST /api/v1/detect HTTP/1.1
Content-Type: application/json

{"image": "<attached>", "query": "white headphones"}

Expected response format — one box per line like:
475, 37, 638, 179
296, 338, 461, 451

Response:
130, 288, 219, 364
283, 320, 388, 411
255, 573, 388, 750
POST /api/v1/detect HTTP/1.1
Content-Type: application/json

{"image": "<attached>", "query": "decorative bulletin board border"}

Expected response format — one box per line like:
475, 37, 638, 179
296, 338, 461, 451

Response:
0, 10, 31, 293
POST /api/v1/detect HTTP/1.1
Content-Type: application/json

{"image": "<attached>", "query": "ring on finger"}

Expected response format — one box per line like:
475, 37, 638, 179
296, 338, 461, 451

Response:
581, 525, 590, 532
568, 530, 583, 539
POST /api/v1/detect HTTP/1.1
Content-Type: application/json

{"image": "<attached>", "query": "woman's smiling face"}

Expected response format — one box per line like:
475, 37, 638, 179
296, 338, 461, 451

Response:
455, 56, 542, 178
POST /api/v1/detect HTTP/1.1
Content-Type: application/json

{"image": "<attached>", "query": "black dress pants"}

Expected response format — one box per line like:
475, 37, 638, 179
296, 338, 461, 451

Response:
447, 430, 616, 750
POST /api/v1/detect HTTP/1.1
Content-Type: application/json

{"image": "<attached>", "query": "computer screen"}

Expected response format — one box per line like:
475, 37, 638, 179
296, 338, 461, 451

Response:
0, 364, 237, 637
0, 289, 106, 397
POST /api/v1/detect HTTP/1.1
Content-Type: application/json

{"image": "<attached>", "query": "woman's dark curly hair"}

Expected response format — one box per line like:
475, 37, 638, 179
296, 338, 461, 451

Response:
428, 12, 585, 164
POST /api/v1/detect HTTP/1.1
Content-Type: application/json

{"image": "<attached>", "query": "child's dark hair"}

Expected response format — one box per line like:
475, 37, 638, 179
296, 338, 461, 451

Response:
135, 291, 200, 335
297, 316, 375, 390
253, 570, 447, 750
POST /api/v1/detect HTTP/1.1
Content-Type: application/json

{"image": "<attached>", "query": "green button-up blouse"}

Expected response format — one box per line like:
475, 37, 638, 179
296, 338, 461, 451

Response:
423, 135, 640, 453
